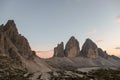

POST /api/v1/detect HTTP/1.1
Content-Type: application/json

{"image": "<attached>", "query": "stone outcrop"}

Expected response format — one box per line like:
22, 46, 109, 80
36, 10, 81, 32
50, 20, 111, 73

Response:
54, 42, 64, 57
97, 48, 108, 59
81, 38, 99, 58
1, 20, 34, 59
65, 36, 80, 57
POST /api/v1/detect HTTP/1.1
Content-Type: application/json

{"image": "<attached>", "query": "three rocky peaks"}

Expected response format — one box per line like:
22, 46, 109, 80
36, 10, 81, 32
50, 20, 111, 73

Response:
54, 36, 108, 59
1, 20, 120, 79
0, 20, 111, 59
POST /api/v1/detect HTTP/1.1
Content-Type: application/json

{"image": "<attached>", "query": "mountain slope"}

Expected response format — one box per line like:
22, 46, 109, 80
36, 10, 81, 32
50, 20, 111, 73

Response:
0, 20, 120, 80
0, 20, 51, 74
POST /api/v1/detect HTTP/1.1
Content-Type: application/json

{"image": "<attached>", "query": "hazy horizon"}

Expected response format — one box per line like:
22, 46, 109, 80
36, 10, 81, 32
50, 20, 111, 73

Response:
0, 0, 120, 58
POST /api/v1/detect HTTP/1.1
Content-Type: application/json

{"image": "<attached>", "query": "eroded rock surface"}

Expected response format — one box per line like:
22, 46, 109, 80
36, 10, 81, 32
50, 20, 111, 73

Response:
81, 38, 99, 58
54, 42, 64, 57
98, 48, 108, 59
65, 36, 80, 57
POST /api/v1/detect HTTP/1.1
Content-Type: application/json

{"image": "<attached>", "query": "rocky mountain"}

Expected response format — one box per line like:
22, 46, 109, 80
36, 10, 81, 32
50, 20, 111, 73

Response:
1, 20, 120, 80
65, 36, 80, 57
51, 35, 120, 70
54, 36, 80, 57
0, 20, 52, 79
80, 38, 99, 58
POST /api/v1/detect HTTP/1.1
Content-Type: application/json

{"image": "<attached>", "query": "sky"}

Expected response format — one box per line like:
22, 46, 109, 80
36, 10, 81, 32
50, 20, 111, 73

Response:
0, 0, 120, 58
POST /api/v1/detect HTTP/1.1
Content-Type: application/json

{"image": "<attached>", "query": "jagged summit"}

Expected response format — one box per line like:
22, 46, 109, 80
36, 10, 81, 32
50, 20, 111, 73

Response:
68, 36, 76, 41
0, 20, 51, 73
4, 20, 18, 33
84, 38, 98, 49
0, 20, 34, 58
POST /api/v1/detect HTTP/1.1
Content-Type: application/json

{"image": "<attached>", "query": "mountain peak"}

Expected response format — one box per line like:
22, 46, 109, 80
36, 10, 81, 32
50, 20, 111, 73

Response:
5, 20, 17, 31
86, 38, 92, 42
81, 38, 98, 58
64, 36, 80, 57
0, 20, 35, 59
84, 38, 97, 49
69, 36, 75, 40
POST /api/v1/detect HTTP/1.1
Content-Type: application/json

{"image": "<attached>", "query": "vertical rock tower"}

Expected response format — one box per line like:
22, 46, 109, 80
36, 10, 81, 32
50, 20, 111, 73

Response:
81, 38, 99, 58
54, 36, 80, 57
65, 36, 80, 57
54, 42, 64, 57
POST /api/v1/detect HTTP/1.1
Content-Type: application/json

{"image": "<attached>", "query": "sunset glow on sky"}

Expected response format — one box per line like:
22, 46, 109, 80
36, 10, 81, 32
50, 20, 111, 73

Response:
0, 0, 120, 58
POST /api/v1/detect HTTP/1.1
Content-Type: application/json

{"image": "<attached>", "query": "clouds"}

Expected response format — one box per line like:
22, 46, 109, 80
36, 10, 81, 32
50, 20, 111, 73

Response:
96, 39, 104, 43
115, 16, 120, 23
87, 29, 96, 35
87, 29, 104, 43
115, 47, 120, 49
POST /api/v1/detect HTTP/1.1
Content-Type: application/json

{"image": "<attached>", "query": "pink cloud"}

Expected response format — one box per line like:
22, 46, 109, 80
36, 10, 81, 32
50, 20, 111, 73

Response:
96, 39, 104, 43
87, 29, 96, 35
115, 16, 120, 23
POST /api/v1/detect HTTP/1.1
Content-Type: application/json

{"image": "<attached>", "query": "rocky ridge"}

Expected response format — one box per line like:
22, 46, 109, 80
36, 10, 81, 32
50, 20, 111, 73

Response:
54, 37, 109, 59
1, 20, 120, 80
0, 20, 52, 79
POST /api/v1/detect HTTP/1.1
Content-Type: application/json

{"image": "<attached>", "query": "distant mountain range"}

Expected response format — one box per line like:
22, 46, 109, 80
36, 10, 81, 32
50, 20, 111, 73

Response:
0, 20, 120, 80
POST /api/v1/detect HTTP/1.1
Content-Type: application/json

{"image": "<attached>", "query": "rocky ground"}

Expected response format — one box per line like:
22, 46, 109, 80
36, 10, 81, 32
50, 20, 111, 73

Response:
26, 68, 120, 80
0, 55, 28, 80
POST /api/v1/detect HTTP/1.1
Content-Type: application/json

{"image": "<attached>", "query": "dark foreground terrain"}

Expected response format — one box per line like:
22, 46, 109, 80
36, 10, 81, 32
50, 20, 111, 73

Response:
26, 68, 120, 80
1, 55, 120, 80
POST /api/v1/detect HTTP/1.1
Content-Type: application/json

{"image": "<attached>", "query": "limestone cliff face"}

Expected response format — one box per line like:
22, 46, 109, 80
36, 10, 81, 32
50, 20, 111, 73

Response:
54, 36, 80, 57
0, 20, 29, 79
0, 20, 37, 69
1, 20, 34, 59
54, 42, 64, 57
81, 38, 99, 58
0, 32, 5, 56
0, 20, 52, 73
65, 36, 80, 57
